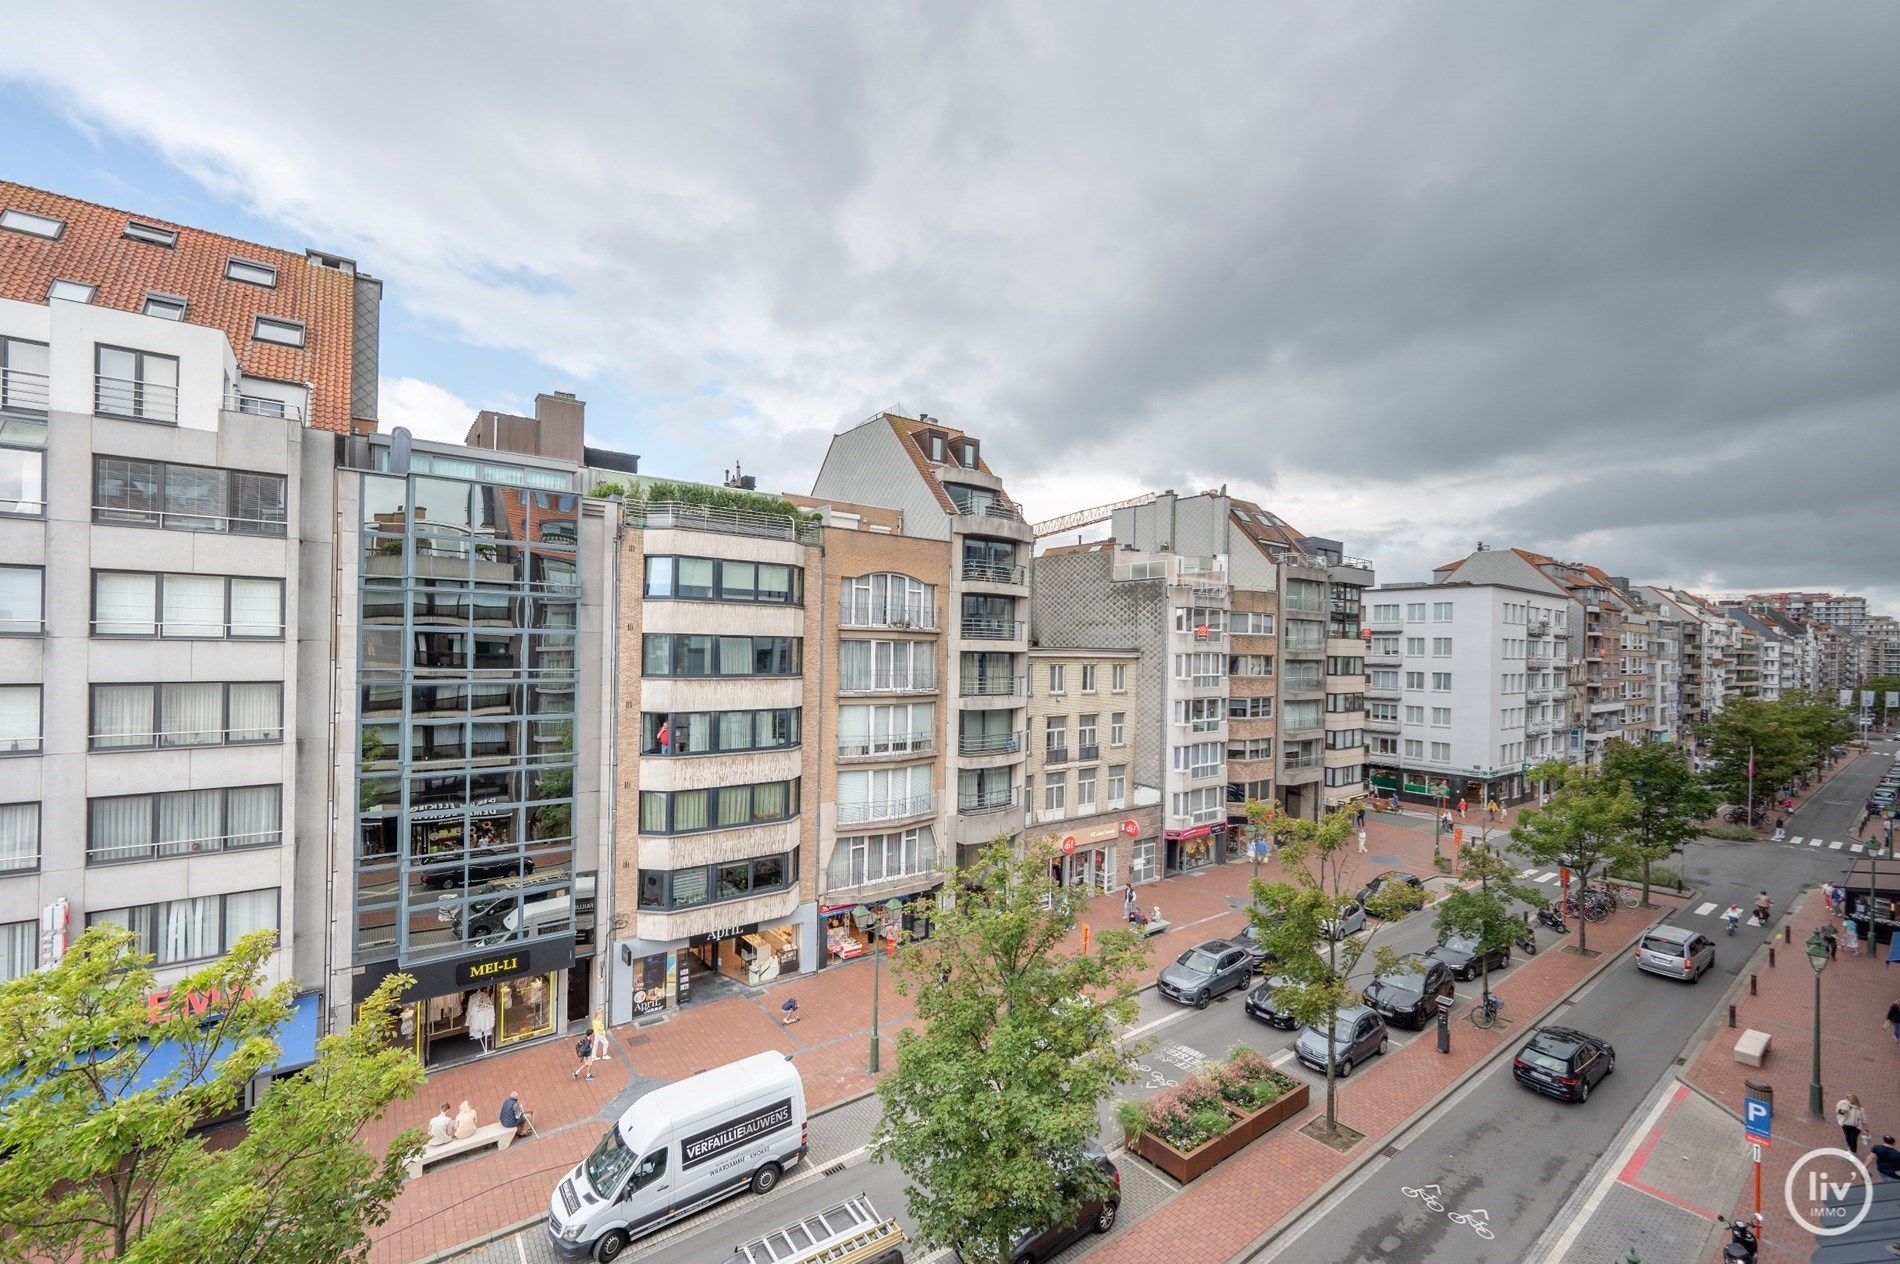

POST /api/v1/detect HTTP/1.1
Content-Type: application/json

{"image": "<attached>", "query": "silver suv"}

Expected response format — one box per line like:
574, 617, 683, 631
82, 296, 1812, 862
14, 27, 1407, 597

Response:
1635, 925, 1714, 983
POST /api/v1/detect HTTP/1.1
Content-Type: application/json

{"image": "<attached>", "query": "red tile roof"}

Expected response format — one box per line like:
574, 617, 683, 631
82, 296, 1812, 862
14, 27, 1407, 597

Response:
883, 413, 1017, 515
0, 181, 366, 434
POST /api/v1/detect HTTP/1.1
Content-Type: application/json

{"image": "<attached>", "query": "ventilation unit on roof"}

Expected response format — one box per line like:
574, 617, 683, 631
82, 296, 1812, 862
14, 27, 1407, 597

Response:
723, 463, 757, 492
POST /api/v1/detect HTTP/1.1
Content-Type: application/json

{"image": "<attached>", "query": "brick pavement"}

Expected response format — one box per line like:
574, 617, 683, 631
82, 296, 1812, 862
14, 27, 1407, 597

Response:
364, 807, 1486, 1262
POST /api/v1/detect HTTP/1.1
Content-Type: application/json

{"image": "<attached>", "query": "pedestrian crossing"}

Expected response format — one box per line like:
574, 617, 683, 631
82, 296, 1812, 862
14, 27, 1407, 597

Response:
1775, 835, 1865, 853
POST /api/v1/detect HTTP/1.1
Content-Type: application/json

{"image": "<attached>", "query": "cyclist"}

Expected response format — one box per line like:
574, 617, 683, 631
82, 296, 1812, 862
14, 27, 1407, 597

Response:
1753, 890, 1772, 924
1725, 903, 1743, 935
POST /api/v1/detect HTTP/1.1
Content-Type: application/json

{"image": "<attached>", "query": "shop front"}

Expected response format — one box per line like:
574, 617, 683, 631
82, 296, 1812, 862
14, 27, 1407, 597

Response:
1165, 823, 1227, 874
611, 909, 814, 1019
822, 890, 938, 965
353, 935, 574, 1067
1052, 818, 1143, 891
688, 915, 803, 990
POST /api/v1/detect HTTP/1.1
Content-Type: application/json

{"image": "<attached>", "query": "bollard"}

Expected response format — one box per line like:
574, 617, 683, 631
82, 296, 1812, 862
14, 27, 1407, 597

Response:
1729, 1004, 1737, 1028
1751, 973, 1758, 995
1783, 926, 1792, 944
1769, 946, 1776, 968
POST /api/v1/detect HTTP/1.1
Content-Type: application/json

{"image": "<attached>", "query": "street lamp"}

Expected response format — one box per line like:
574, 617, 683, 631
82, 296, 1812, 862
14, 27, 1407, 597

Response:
855, 902, 892, 1074
1806, 928, 1829, 1116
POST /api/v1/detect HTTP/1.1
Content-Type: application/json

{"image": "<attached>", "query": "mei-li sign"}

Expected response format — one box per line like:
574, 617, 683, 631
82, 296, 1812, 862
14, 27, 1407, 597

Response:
458, 952, 528, 986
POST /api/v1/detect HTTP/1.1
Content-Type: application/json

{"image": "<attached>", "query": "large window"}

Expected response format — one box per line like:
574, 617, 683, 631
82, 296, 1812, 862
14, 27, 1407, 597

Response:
1173, 653, 1224, 687
1, 336, 50, 417
642, 634, 800, 678
840, 639, 931, 691
1171, 742, 1222, 779
87, 889, 278, 964
94, 457, 287, 536
1228, 696, 1273, 719
0, 803, 39, 873
0, 443, 43, 516
1324, 764, 1366, 788
637, 850, 796, 910
1173, 698, 1222, 732
0, 686, 39, 754
1282, 700, 1322, 731
1229, 654, 1275, 678
828, 827, 936, 888
645, 556, 803, 606
1325, 692, 1364, 713
840, 573, 933, 628
837, 765, 933, 824
1171, 786, 1224, 824
638, 779, 801, 835
644, 708, 800, 756
90, 682, 283, 749
1283, 620, 1324, 652
94, 345, 179, 423
1, 920, 36, 980
92, 572, 284, 639
0, 565, 43, 635
1284, 579, 1325, 613
88, 786, 283, 863
1230, 612, 1274, 635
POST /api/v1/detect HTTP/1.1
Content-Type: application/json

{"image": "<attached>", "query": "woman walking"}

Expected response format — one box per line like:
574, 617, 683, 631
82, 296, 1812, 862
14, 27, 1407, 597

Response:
1837, 1094, 1867, 1154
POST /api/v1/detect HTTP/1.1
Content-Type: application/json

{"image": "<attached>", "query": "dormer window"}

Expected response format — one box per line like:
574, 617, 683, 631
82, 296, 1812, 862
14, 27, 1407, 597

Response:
225, 257, 278, 288
123, 221, 177, 248
142, 293, 187, 321
926, 431, 946, 463
959, 439, 980, 469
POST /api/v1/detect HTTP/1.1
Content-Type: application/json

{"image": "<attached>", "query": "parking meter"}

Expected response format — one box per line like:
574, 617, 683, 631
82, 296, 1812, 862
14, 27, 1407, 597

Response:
1436, 993, 1454, 1054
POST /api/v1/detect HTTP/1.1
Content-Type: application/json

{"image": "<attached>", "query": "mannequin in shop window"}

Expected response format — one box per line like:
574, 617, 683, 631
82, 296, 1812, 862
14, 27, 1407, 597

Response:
467, 989, 497, 1051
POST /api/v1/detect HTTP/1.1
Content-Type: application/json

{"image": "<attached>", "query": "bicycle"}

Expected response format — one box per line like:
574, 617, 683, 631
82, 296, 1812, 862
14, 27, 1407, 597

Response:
1470, 993, 1504, 1029
1562, 893, 1611, 924
1401, 1185, 1445, 1212
1447, 1212, 1495, 1240
1592, 879, 1640, 909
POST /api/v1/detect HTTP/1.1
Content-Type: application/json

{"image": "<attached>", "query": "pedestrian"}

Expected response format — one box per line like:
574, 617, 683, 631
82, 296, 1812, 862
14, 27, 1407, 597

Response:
779, 997, 801, 1025
1844, 917, 1861, 957
453, 1100, 477, 1139
1824, 923, 1839, 960
1458, 798, 1468, 820
589, 1009, 611, 1071
427, 1102, 455, 1147
656, 719, 670, 754
572, 1030, 595, 1080
499, 1091, 535, 1139
1358, 829, 1368, 854
1870, 1136, 1900, 1181
1885, 998, 1900, 1042
1838, 1094, 1867, 1153
1124, 885, 1137, 918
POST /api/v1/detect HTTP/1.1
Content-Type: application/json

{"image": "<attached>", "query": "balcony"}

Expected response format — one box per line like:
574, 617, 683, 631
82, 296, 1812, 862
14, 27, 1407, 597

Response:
838, 793, 937, 826
960, 616, 1021, 641
222, 392, 306, 423
959, 674, 1025, 699
839, 669, 937, 695
1075, 743, 1101, 763
954, 498, 1024, 522
628, 499, 822, 546
1366, 684, 1401, 700
1527, 618, 1551, 636
1283, 754, 1323, 771
1366, 716, 1399, 733
838, 731, 934, 758
95, 373, 178, 424
1527, 654, 1552, 668
840, 599, 937, 631
0, 366, 50, 415
1043, 746, 1070, 766
958, 730, 1021, 757
961, 560, 1025, 586
959, 787, 1018, 815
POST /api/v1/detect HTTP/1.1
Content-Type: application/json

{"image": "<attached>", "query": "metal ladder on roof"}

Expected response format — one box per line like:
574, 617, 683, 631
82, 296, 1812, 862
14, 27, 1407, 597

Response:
734, 1194, 899, 1264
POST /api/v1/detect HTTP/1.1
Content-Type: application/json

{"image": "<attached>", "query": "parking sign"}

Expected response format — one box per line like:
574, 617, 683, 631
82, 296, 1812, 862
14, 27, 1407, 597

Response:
1745, 1097, 1772, 1144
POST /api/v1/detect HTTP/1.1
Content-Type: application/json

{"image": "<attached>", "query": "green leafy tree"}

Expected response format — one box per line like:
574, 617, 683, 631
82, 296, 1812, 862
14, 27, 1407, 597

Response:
0, 926, 425, 1263
1249, 807, 1424, 1139
1601, 738, 1719, 906
872, 837, 1148, 1264
1431, 831, 1543, 1001
1697, 693, 1849, 813
1777, 690, 1855, 766
1509, 760, 1636, 954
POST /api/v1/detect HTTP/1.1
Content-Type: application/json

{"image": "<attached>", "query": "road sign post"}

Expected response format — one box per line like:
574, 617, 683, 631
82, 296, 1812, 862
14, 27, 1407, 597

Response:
1744, 1084, 1773, 1215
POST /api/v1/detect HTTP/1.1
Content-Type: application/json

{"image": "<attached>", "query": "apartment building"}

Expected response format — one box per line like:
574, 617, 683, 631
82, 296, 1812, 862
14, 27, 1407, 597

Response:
1023, 647, 1159, 890
1365, 580, 1572, 807
1868, 616, 1900, 681
0, 184, 380, 1076
1745, 591, 1871, 634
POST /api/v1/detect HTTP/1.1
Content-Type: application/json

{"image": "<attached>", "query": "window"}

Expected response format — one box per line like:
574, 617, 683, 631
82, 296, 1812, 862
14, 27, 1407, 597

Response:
1405, 603, 1426, 622
94, 345, 179, 423
832, 705, 918, 756
0, 804, 39, 873
1229, 654, 1275, 678
640, 851, 798, 910
1228, 737, 1273, 760
1433, 602, 1454, 622
1326, 728, 1365, 750
646, 556, 803, 606
1076, 766, 1097, 806
1282, 700, 1321, 731
1404, 671, 1424, 689
1081, 664, 1097, 692
142, 293, 188, 321
124, 220, 177, 247
1171, 786, 1224, 823
1107, 765, 1127, 803
0, 566, 42, 635
1370, 668, 1399, 690
1044, 773, 1067, 812
1171, 742, 1221, 779
1, 209, 64, 239
1111, 663, 1127, 692
1173, 698, 1222, 731
1325, 692, 1364, 713
1405, 637, 1425, 656
89, 787, 283, 864
1405, 705, 1424, 724
1076, 714, 1099, 753
1431, 707, 1451, 726
1, 919, 37, 980
0, 444, 42, 516
1325, 656, 1363, 676
1173, 607, 1225, 634
639, 779, 802, 834
1047, 665, 1066, 694
927, 432, 946, 462
828, 828, 934, 887
1431, 672, 1452, 691
646, 634, 801, 678
1173, 653, 1224, 686
1372, 603, 1401, 623
91, 890, 279, 964
252, 316, 306, 347
92, 572, 285, 639
1403, 739, 1424, 758
1111, 712, 1126, 746
1045, 716, 1068, 755
1230, 611, 1275, 635
89, 682, 284, 750
1283, 620, 1323, 652
1228, 696, 1273, 719
2, 335, 50, 416
49, 279, 97, 303
959, 439, 980, 469
0, 687, 41, 754
1430, 741, 1452, 761
840, 572, 930, 626
836, 766, 931, 824
1324, 764, 1366, 788
1432, 638, 1452, 656
225, 257, 278, 287
1285, 579, 1324, 613
1370, 635, 1399, 655
94, 458, 288, 536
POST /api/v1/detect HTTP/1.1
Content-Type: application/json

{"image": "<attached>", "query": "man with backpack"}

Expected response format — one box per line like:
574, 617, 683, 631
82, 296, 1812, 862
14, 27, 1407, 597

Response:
572, 1031, 595, 1080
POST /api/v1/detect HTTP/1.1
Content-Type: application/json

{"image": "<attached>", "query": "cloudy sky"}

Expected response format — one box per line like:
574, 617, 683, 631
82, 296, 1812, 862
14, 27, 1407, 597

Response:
5, 2, 1896, 610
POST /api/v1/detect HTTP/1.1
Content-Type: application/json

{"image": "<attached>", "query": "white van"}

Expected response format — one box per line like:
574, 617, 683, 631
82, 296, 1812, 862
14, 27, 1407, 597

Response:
548, 1051, 808, 1262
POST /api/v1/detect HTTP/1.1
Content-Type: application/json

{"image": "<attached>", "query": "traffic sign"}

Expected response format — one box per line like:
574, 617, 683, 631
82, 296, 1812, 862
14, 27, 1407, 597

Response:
1745, 1097, 1772, 1144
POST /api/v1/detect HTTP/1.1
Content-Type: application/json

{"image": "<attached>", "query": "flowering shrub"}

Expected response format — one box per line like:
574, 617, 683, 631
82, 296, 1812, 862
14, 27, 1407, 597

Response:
1124, 1047, 1300, 1150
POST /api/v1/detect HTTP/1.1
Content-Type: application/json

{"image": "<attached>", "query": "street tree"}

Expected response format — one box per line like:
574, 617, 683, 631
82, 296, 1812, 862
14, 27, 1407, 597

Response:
1601, 738, 1719, 906
1696, 695, 1837, 814
0, 925, 425, 1263
1249, 806, 1424, 1140
872, 837, 1148, 1264
1509, 760, 1636, 954
1431, 829, 1543, 1002
1777, 690, 1856, 766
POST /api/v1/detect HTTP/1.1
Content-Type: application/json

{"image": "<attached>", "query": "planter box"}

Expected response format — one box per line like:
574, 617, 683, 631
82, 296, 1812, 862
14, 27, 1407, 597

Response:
1131, 1080, 1310, 1183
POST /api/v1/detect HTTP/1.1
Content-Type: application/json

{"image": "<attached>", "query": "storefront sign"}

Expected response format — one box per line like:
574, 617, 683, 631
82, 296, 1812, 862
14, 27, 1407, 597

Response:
146, 984, 256, 1024
353, 935, 575, 1001
631, 952, 671, 1017
1163, 823, 1227, 842
1063, 819, 1142, 850
689, 921, 761, 948
458, 950, 535, 987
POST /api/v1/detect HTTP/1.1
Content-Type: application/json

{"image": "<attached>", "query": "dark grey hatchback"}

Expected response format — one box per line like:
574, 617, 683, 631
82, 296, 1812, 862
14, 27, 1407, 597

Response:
1157, 940, 1253, 1009
1294, 1005, 1389, 1078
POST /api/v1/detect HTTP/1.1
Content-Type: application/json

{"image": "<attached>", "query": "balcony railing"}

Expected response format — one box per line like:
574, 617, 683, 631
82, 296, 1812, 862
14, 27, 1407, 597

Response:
1043, 745, 1071, 766
1074, 743, 1101, 763
839, 668, 937, 694
837, 794, 936, 825
1527, 654, 1552, 668
0, 367, 50, 414
839, 600, 937, 631
1283, 754, 1323, 770
959, 788, 1018, 814
961, 560, 1025, 585
838, 732, 934, 758
960, 616, 1021, 640
1365, 716, 1400, 733
954, 498, 1024, 521
1366, 684, 1401, 700
222, 392, 306, 422
95, 373, 178, 424
959, 674, 1025, 698
958, 730, 1021, 757
1281, 677, 1325, 694
626, 499, 822, 546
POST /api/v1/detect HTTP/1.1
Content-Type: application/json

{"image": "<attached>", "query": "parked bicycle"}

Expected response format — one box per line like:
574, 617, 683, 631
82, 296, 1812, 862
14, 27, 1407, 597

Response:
1562, 892, 1611, 923
1470, 992, 1504, 1029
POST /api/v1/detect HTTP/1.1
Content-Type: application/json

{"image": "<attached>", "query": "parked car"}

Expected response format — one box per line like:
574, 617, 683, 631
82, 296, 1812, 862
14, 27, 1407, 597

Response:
1243, 975, 1302, 1029
1293, 1006, 1389, 1078
1634, 925, 1715, 983
952, 1146, 1120, 1264
1356, 870, 1426, 910
1512, 1026, 1615, 1102
1157, 940, 1253, 1009
1321, 901, 1368, 941
1426, 931, 1512, 982
1231, 922, 1279, 972
1361, 955, 1456, 1029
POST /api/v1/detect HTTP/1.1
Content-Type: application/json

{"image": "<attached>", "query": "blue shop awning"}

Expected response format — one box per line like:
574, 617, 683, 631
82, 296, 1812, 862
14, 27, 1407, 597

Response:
114, 990, 323, 1099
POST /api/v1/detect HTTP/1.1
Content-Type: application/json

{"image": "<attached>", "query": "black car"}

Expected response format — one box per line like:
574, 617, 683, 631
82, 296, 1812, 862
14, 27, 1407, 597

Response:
1243, 975, 1301, 1029
1231, 922, 1279, 972
953, 1147, 1120, 1264
422, 849, 535, 891
1361, 955, 1456, 1029
1157, 940, 1253, 1008
1426, 931, 1512, 982
1513, 1026, 1616, 1102
1356, 870, 1426, 910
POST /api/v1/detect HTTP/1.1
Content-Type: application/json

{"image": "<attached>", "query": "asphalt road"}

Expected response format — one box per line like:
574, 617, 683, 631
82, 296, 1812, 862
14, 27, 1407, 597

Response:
1258, 745, 1898, 1264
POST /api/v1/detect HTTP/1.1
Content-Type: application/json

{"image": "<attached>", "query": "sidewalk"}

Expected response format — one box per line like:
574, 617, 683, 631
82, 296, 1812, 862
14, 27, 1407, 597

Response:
363, 806, 1499, 1263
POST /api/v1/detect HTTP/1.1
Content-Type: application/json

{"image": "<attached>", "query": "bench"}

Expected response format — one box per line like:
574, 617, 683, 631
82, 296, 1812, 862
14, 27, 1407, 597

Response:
1138, 919, 1172, 938
405, 1122, 516, 1179
1734, 1029, 1772, 1067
